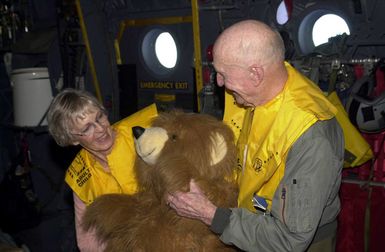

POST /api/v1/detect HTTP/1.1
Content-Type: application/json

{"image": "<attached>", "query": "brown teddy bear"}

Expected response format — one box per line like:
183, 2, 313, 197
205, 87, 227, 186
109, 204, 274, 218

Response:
82, 110, 238, 251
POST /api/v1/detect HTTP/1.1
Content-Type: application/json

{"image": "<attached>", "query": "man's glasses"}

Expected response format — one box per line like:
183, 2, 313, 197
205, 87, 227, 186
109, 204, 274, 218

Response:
71, 112, 108, 137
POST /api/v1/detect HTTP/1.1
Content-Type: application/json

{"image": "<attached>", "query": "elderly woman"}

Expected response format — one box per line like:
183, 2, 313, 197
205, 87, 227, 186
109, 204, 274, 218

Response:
47, 88, 157, 251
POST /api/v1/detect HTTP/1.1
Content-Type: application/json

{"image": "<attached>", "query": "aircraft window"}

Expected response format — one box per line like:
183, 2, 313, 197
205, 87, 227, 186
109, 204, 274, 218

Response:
298, 11, 350, 54
276, 1, 289, 25
155, 32, 177, 68
312, 14, 350, 46
141, 28, 178, 76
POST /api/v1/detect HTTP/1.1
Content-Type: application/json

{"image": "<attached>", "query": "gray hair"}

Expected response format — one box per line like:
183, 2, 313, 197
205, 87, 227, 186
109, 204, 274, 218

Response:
47, 88, 106, 146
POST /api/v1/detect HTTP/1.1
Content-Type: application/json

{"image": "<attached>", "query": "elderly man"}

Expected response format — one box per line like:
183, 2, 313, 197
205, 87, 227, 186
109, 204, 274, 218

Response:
168, 20, 344, 252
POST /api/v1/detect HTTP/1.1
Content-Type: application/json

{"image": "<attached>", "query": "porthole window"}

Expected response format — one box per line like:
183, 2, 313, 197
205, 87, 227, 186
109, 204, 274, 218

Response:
141, 28, 178, 76
312, 14, 350, 46
298, 10, 350, 54
155, 32, 177, 68
276, 1, 289, 25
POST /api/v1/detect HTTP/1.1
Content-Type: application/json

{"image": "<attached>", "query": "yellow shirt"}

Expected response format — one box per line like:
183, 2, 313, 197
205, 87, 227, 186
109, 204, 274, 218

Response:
65, 104, 158, 205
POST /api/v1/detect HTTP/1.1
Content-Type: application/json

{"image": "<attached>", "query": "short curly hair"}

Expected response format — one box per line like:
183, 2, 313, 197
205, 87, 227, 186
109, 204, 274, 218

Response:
47, 88, 106, 146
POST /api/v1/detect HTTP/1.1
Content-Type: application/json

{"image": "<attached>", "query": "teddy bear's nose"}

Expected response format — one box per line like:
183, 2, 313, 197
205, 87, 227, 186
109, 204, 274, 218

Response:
132, 126, 145, 139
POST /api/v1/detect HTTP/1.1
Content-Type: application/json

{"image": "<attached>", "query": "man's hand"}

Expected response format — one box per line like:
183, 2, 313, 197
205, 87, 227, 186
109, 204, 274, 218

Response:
167, 180, 217, 225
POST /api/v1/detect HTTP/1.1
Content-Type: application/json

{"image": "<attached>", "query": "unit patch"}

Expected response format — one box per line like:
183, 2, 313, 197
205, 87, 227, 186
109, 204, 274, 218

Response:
253, 157, 263, 173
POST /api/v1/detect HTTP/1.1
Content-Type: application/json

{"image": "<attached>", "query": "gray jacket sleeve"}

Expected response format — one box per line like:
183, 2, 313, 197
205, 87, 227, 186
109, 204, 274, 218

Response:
210, 118, 344, 252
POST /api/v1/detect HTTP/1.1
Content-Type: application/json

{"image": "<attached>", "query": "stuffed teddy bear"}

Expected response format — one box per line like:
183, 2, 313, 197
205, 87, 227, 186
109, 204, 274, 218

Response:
82, 110, 238, 251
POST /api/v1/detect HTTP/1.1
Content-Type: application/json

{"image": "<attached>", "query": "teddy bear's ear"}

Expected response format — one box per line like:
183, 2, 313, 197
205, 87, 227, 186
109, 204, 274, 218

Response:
210, 132, 228, 166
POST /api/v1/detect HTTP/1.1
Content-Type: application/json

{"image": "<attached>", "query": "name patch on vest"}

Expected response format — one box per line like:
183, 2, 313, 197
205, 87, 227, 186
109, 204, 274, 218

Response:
76, 167, 91, 187
68, 155, 93, 187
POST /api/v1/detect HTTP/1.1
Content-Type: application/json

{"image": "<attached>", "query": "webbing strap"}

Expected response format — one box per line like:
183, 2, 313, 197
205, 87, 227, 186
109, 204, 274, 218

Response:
364, 158, 375, 252
236, 107, 254, 176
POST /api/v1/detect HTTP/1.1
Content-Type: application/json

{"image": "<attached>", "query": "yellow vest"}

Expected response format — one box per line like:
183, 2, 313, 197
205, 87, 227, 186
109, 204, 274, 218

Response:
223, 62, 337, 212
65, 104, 158, 205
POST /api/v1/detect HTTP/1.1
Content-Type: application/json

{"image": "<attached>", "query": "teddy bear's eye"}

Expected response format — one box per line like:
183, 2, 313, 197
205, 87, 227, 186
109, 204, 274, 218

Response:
171, 134, 177, 141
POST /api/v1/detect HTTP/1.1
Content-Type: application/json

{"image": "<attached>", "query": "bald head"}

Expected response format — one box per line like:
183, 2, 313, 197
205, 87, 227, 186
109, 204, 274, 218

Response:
212, 20, 288, 107
213, 20, 285, 67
